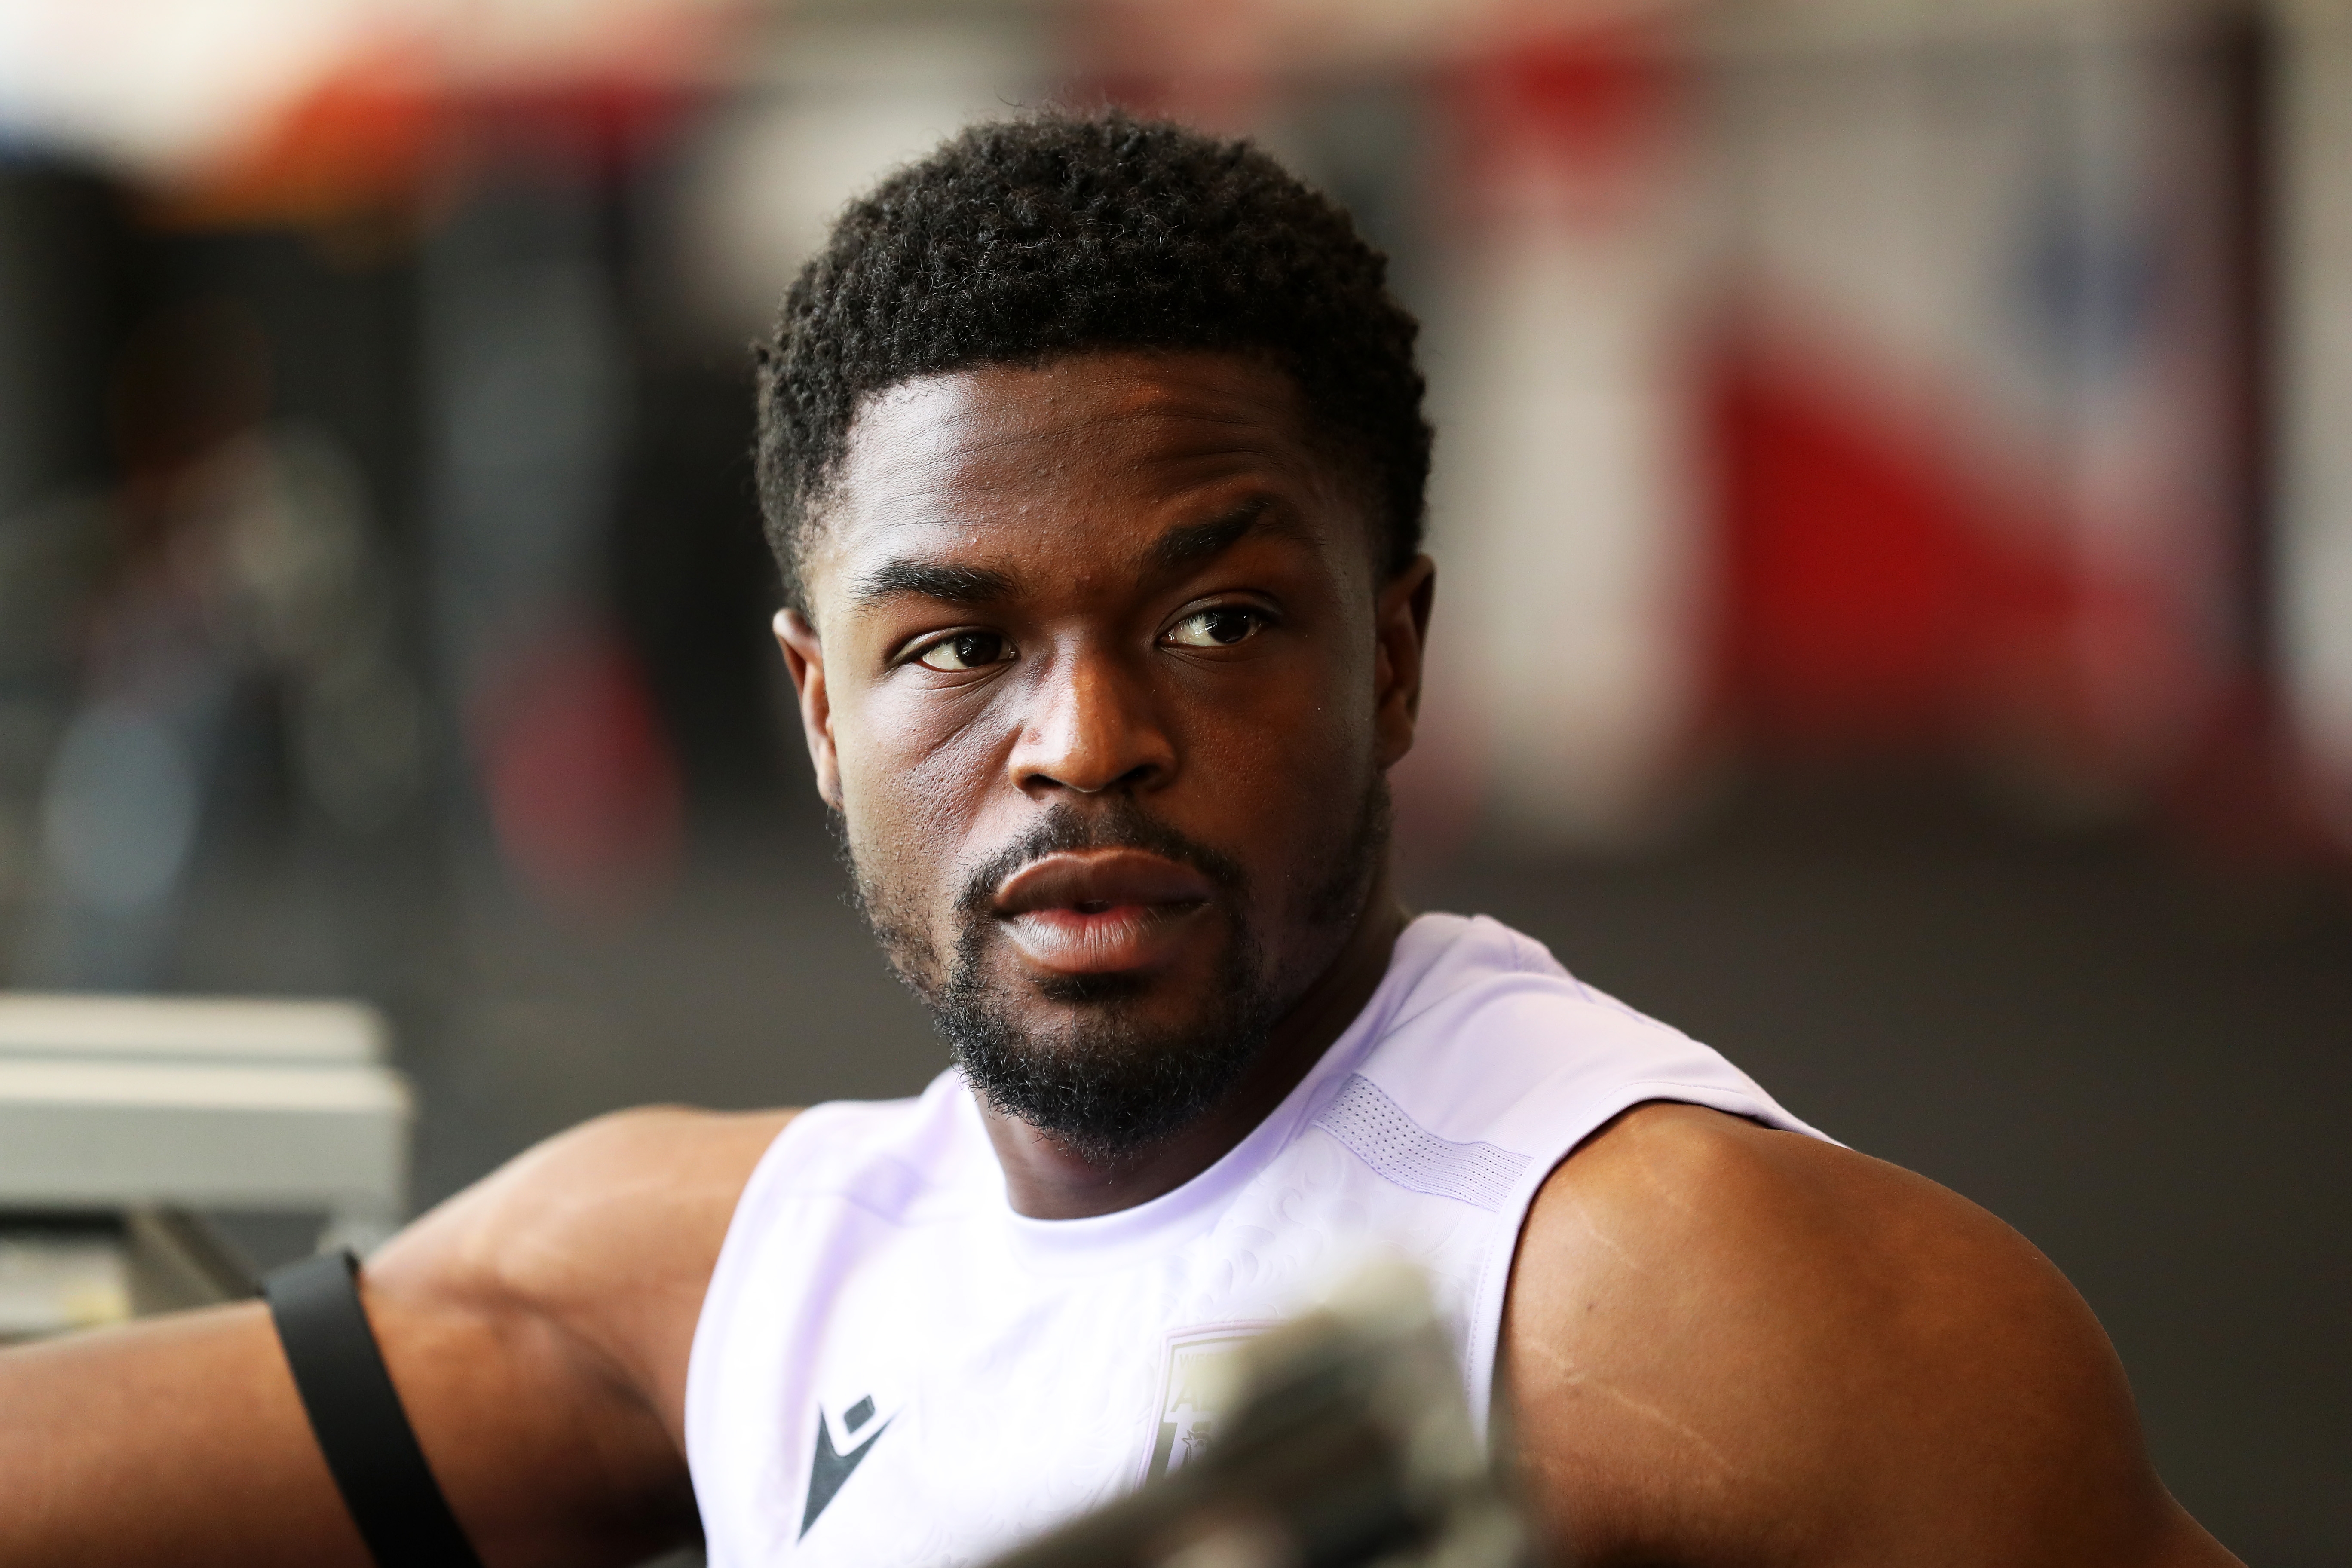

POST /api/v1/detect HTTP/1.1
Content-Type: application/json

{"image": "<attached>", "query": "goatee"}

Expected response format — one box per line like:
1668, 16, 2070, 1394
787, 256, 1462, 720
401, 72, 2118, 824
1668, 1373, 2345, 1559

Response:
846, 781, 1389, 1166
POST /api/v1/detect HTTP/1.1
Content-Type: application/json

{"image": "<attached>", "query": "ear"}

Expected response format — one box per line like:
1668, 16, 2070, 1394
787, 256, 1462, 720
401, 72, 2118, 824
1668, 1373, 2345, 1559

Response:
774, 608, 842, 809
1372, 554, 1436, 773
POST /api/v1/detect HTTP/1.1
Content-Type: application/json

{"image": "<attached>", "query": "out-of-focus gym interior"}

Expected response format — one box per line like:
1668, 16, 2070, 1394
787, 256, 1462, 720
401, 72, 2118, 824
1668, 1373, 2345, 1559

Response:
0, 0, 2345, 1561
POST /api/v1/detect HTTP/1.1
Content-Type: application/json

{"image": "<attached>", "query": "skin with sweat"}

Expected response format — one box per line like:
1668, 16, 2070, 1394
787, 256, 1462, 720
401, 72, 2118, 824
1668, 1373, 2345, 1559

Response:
0, 351, 2241, 1568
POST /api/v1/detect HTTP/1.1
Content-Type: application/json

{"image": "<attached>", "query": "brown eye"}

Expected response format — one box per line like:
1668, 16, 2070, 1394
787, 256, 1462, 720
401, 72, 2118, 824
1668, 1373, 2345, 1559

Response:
1165, 608, 1263, 648
915, 631, 1011, 671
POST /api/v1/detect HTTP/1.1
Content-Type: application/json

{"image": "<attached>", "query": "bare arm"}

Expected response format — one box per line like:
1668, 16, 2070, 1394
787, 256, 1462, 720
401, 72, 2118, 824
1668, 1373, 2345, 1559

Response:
1, 1105, 792, 1568
1502, 1103, 2242, 1568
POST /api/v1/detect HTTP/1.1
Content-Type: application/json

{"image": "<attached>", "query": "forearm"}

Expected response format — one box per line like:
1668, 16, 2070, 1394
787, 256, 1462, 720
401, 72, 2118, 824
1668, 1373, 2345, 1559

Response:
0, 1303, 371, 1568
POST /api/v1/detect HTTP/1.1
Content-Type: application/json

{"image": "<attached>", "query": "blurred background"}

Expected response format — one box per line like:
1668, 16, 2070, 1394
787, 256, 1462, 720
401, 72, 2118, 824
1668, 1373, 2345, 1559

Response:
0, 0, 2344, 1558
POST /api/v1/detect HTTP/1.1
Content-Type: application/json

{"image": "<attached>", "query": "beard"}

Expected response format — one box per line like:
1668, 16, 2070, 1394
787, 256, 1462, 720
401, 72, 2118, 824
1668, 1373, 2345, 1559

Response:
843, 778, 1391, 1166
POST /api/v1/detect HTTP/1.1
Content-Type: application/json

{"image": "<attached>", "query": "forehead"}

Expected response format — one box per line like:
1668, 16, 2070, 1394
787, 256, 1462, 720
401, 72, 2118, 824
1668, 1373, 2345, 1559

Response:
804, 351, 1362, 609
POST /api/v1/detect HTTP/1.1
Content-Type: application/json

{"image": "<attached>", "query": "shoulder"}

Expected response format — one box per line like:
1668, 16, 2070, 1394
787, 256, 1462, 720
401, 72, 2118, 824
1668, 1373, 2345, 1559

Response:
1362, 916, 1808, 1145
1503, 1103, 2231, 1567
367, 1105, 796, 1432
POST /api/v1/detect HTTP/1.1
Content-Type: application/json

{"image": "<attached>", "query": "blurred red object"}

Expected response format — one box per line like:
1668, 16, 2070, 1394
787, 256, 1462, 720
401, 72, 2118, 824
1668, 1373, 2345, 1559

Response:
1713, 341, 2075, 749
473, 623, 683, 922
1444, 15, 1683, 228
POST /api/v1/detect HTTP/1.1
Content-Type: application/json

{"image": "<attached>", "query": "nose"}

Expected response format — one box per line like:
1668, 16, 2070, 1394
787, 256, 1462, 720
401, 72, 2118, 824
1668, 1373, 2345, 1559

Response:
1007, 645, 1175, 797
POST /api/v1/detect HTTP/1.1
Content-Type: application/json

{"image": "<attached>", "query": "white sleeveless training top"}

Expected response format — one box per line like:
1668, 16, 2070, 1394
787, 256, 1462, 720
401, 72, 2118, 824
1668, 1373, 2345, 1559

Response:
686, 913, 1824, 1567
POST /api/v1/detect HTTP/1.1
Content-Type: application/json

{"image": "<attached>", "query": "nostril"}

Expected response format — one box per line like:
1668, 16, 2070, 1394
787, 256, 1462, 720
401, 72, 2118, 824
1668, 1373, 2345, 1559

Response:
1011, 735, 1171, 797
1021, 761, 1165, 796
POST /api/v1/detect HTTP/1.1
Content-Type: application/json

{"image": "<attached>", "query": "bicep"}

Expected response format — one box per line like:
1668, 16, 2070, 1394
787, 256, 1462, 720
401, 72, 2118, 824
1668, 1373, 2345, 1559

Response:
361, 1262, 699, 1568
358, 1105, 793, 1566
1501, 1106, 2236, 1568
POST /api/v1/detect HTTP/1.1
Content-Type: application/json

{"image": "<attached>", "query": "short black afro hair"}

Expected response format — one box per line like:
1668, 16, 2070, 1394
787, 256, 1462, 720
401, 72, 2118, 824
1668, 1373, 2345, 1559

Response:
756, 109, 1431, 612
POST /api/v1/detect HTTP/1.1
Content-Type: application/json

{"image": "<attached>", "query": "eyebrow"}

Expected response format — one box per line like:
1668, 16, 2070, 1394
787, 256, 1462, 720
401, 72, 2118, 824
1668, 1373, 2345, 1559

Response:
1147, 499, 1283, 573
846, 498, 1290, 611
849, 558, 1020, 609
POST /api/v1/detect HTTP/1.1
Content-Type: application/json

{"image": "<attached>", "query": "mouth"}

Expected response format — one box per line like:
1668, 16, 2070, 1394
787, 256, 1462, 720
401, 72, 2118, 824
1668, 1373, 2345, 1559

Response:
990, 848, 1218, 976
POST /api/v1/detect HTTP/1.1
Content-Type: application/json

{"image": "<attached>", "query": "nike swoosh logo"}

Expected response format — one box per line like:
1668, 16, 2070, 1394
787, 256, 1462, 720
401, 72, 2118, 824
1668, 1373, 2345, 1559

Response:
799, 1410, 892, 1538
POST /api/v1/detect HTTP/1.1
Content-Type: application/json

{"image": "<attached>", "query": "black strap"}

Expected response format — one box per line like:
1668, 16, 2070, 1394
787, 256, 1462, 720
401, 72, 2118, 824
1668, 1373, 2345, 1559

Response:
263, 1250, 486, 1568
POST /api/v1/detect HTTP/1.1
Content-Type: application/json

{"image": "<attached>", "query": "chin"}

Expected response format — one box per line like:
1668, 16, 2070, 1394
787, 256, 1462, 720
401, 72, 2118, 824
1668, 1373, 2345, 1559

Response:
936, 920, 1281, 1157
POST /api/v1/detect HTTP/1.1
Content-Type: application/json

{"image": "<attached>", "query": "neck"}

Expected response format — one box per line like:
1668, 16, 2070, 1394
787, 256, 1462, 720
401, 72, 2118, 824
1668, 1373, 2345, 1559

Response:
980, 870, 1409, 1220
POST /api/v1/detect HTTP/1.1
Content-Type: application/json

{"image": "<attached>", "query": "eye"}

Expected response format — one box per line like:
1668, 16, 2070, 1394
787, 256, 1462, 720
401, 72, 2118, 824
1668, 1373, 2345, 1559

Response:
913, 631, 1011, 671
1164, 606, 1266, 649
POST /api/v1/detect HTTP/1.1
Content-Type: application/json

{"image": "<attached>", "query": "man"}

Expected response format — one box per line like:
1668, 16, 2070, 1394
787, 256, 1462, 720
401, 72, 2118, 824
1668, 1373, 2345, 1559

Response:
3, 113, 2239, 1568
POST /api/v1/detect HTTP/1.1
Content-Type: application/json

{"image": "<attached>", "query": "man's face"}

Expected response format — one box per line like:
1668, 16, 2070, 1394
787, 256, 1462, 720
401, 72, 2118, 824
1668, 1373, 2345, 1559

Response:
778, 350, 1430, 1157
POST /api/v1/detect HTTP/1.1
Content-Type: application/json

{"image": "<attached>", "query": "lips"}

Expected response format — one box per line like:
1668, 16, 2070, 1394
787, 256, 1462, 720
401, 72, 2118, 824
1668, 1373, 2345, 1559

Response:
991, 848, 1216, 975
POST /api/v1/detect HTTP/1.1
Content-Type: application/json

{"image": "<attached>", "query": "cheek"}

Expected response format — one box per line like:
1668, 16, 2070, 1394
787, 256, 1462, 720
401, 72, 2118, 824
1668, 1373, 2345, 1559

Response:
1185, 645, 1378, 837
834, 689, 999, 900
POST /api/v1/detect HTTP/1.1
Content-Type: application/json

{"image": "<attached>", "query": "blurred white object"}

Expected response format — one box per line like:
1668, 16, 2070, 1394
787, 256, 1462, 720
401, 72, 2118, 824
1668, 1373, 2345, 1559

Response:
0, 0, 744, 181
0, 993, 410, 1251
667, 18, 1042, 340
2278, 0, 2352, 844
1424, 13, 1712, 848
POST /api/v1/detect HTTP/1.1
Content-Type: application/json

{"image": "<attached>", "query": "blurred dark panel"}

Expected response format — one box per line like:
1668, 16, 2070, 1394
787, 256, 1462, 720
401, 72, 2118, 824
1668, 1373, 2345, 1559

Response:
0, 168, 127, 509
611, 351, 794, 815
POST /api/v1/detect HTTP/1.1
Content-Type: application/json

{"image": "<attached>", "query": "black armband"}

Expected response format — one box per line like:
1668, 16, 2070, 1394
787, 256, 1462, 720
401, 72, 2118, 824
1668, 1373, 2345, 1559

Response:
262, 1250, 486, 1568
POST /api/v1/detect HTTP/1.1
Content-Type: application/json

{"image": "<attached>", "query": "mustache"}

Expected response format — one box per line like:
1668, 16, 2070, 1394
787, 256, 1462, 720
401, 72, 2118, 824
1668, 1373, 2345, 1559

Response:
953, 802, 1248, 919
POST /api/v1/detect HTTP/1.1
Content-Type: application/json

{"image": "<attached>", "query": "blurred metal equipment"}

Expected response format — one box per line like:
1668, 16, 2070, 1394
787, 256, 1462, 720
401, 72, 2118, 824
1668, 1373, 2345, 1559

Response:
0, 1204, 271, 1336
0, 992, 410, 1259
982, 1260, 1527, 1568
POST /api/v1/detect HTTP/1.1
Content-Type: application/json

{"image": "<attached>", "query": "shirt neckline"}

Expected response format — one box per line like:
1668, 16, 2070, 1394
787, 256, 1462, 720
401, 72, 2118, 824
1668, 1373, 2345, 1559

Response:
980, 913, 1473, 1276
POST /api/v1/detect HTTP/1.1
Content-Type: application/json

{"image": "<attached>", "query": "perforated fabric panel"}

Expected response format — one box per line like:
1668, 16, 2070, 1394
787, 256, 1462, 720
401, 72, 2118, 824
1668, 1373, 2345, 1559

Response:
1311, 1074, 1533, 1212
